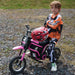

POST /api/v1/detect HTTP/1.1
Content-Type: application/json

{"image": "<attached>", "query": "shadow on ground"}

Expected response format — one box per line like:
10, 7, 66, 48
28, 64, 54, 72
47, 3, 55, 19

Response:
9, 60, 74, 75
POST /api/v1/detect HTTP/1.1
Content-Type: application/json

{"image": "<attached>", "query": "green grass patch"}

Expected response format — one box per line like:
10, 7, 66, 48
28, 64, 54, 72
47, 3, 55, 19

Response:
0, 0, 75, 9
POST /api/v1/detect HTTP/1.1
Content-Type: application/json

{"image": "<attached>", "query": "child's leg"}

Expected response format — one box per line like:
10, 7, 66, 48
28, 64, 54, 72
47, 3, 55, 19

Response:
47, 38, 58, 71
47, 38, 58, 62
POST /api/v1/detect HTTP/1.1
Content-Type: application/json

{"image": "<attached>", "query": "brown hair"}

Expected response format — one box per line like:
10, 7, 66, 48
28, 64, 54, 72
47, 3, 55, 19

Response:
50, 1, 61, 9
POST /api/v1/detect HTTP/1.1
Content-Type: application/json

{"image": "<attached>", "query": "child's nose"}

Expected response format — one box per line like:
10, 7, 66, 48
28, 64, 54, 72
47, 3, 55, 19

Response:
53, 8, 55, 11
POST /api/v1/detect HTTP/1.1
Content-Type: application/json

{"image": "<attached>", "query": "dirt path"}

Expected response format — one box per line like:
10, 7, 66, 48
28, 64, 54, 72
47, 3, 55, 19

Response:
0, 9, 75, 75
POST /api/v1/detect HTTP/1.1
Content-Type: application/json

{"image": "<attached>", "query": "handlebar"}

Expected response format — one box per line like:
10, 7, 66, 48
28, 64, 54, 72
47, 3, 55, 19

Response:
25, 25, 30, 29
25, 25, 31, 36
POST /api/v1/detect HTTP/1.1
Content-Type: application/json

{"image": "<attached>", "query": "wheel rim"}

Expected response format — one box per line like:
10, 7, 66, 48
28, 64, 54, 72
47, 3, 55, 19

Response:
12, 59, 24, 72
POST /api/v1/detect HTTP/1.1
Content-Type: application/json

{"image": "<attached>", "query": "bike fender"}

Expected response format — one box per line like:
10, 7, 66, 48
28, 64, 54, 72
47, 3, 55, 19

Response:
13, 46, 24, 50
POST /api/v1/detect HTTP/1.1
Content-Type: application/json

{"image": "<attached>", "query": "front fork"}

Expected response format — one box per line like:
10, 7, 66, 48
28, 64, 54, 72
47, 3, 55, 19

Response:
21, 52, 25, 61
19, 49, 22, 56
19, 49, 26, 61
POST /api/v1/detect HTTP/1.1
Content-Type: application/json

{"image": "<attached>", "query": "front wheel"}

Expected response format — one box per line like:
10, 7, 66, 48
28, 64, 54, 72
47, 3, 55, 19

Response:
9, 56, 26, 74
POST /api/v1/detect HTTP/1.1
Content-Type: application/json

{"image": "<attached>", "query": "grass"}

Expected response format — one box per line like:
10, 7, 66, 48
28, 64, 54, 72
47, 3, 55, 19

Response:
0, 0, 75, 9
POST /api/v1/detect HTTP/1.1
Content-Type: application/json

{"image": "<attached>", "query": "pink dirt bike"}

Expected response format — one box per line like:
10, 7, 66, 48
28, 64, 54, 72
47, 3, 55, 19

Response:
9, 25, 61, 74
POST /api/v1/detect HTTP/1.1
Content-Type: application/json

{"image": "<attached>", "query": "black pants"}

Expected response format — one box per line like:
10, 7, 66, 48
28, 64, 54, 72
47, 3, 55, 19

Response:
47, 38, 58, 63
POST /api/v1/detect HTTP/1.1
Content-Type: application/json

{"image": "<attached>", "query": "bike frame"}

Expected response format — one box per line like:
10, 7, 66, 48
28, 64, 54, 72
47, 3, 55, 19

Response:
12, 25, 49, 61
13, 39, 49, 61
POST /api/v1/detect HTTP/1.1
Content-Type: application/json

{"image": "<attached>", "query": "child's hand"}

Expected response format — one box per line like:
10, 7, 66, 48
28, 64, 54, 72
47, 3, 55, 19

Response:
44, 24, 50, 28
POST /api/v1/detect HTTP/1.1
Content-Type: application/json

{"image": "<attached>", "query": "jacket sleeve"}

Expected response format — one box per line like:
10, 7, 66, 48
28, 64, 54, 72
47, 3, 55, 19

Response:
47, 17, 63, 29
44, 16, 49, 26
44, 14, 51, 26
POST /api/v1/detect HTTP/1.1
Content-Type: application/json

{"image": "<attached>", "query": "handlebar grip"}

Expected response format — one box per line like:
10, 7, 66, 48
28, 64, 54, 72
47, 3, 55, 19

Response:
25, 25, 29, 29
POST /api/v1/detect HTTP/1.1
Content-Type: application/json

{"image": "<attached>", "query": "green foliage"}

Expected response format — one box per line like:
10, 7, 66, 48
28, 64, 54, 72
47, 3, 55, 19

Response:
0, 0, 75, 9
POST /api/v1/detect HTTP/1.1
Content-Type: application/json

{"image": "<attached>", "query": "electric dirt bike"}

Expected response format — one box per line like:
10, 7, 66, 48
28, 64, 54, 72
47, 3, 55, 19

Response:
9, 25, 61, 74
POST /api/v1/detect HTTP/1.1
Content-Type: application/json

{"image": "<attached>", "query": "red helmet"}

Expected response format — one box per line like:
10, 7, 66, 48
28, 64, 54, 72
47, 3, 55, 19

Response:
31, 26, 48, 42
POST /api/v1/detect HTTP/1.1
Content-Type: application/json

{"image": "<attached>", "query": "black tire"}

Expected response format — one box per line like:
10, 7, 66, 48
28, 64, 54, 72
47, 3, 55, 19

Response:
9, 56, 26, 74
54, 47, 61, 60
44, 44, 49, 57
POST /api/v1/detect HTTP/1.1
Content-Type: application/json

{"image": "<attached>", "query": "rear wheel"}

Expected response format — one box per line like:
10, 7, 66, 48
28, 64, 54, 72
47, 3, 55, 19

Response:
44, 46, 61, 60
54, 47, 61, 61
9, 56, 26, 74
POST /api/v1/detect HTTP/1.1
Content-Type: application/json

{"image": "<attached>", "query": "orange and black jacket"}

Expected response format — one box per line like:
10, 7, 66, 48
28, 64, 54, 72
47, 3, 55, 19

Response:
44, 13, 63, 40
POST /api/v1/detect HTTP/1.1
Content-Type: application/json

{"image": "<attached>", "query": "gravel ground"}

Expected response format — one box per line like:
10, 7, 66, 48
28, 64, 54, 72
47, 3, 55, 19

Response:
0, 9, 75, 75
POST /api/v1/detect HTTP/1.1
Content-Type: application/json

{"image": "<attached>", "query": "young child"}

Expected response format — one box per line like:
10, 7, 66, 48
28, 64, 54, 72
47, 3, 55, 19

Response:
44, 1, 63, 71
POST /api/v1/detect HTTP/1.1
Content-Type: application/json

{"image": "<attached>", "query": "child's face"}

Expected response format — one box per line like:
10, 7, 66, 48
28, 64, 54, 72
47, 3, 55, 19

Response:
50, 5, 60, 15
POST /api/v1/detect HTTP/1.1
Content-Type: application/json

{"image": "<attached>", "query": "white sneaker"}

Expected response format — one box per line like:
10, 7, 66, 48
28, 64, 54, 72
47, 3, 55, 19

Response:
51, 63, 57, 71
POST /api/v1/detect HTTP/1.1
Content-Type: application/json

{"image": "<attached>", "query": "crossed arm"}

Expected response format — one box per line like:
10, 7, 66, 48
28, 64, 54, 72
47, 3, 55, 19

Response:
44, 17, 63, 29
